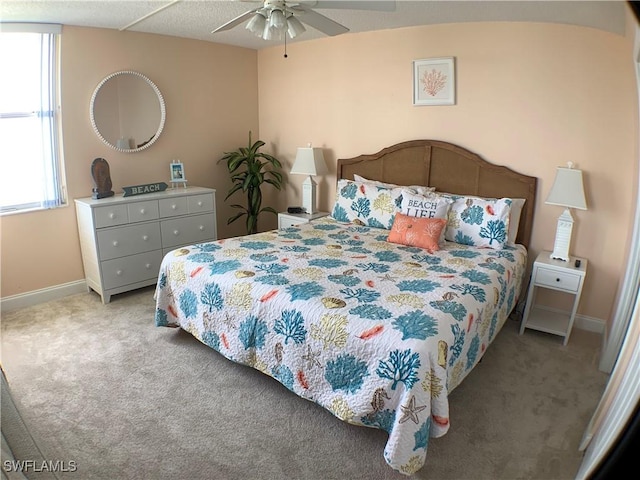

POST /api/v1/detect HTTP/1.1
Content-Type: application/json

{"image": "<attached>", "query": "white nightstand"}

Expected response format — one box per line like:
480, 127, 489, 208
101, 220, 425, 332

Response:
519, 250, 587, 345
278, 211, 329, 229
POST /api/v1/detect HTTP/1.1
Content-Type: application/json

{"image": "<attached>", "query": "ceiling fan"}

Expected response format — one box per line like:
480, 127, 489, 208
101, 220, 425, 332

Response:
211, 1, 396, 41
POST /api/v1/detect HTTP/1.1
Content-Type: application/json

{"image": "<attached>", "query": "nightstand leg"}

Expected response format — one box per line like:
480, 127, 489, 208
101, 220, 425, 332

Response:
563, 290, 583, 346
520, 284, 537, 335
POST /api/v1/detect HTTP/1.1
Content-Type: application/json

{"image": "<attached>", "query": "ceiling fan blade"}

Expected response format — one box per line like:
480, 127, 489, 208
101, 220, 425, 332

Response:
294, 5, 349, 36
211, 9, 259, 34
306, 1, 396, 11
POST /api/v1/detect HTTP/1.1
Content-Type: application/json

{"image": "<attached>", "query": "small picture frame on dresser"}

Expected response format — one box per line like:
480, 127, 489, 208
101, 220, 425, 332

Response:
170, 160, 187, 188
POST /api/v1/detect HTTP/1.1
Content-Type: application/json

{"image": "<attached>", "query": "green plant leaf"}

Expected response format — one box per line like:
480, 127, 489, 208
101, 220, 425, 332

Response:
264, 178, 283, 190
227, 212, 246, 225
246, 215, 257, 235
224, 183, 244, 200
242, 175, 252, 191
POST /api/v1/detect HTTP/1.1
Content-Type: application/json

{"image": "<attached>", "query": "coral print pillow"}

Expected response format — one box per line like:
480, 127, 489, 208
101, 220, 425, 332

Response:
387, 214, 447, 253
399, 190, 453, 245
443, 195, 512, 249
331, 179, 407, 229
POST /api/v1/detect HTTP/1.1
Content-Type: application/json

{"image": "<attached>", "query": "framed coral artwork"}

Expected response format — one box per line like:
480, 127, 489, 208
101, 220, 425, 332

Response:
413, 57, 456, 106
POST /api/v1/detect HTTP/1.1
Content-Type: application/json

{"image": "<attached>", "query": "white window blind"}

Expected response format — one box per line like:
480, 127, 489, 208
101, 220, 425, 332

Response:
0, 23, 65, 214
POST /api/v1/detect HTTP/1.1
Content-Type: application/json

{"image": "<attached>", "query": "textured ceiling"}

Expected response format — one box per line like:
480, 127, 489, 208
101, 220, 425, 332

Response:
0, 1, 628, 51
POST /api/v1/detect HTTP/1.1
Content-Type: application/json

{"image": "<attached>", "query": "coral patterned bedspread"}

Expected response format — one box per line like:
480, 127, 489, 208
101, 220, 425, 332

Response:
154, 217, 527, 475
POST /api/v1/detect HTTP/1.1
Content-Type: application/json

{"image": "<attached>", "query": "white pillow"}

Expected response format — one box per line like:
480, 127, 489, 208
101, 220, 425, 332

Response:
353, 174, 435, 196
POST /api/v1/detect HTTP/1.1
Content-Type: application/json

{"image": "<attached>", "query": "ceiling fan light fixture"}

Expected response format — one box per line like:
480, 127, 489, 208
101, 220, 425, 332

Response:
263, 22, 283, 41
286, 15, 305, 39
262, 21, 272, 40
246, 12, 266, 37
269, 8, 286, 30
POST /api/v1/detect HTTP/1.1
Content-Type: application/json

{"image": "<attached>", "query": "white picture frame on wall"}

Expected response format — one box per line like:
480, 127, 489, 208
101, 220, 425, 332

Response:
413, 57, 456, 106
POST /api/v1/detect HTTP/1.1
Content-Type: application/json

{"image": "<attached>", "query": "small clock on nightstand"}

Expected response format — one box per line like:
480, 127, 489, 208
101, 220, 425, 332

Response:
278, 211, 329, 229
519, 250, 587, 345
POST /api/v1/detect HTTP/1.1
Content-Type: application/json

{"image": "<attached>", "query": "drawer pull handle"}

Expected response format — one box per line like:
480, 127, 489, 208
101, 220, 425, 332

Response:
109, 213, 115, 219
112, 241, 118, 247
145, 263, 151, 269
171, 204, 177, 210
140, 208, 146, 214
197, 201, 203, 207
173, 230, 179, 236
199, 225, 204, 231
556, 278, 560, 282
116, 270, 123, 276
142, 235, 149, 241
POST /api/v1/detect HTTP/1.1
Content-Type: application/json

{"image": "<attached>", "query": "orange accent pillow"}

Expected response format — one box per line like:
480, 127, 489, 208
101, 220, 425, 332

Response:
387, 213, 447, 253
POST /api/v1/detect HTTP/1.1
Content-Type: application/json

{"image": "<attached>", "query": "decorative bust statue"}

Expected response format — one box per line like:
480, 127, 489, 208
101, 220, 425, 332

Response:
91, 157, 114, 199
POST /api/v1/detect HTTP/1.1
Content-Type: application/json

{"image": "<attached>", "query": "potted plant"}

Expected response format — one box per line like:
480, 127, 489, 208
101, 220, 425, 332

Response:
218, 131, 284, 235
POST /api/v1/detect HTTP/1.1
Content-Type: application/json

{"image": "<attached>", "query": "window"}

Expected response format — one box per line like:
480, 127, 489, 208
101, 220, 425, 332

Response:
0, 23, 65, 214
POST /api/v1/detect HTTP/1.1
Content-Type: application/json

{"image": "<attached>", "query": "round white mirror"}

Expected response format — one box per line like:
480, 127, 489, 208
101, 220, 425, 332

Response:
90, 71, 166, 153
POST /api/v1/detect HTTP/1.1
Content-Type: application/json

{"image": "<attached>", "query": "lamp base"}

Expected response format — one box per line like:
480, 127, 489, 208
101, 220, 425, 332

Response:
550, 208, 574, 262
301, 176, 317, 214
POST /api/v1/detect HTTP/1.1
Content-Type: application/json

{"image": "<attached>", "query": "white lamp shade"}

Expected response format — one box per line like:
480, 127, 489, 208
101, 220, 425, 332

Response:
287, 16, 306, 38
269, 9, 286, 30
246, 13, 266, 37
290, 147, 327, 176
545, 167, 587, 210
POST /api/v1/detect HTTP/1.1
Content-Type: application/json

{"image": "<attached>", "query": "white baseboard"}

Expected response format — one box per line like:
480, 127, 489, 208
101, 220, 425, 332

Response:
0, 280, 87, 313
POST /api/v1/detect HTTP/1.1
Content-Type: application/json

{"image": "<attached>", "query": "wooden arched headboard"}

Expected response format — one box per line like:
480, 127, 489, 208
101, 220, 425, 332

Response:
337, 140, 537, 249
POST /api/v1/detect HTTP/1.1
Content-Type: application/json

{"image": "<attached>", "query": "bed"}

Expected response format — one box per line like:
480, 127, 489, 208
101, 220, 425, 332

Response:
154, 140, 537, 475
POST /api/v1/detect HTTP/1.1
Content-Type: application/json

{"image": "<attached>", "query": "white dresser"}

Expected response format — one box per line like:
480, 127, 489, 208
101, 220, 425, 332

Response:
75, 186, 216, 303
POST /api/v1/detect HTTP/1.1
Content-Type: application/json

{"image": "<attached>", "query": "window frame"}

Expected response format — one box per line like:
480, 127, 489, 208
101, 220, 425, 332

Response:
0, 23, 66, 216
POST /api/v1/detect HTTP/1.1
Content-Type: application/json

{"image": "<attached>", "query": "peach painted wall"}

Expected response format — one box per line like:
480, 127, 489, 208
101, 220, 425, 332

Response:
1, 19, 637, 327
257, 21, 638, 323
0, 26, 259, 298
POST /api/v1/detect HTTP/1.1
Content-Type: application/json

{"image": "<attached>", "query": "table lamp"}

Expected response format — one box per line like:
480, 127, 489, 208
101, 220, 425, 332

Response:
290, 144, 327, 214
545, 162, 587, 261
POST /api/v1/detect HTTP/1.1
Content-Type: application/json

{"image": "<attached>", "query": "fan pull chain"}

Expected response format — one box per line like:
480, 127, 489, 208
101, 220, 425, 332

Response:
284, 32, 288, 58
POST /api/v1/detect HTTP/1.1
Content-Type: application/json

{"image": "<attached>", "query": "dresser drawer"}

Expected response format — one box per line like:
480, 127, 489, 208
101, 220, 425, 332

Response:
535, 267, 581, 292
188, 194, 214, 214
101, 250, 163, 290
160, 214, 216, 249
128, 200, 159, 223
97, 223, 162, 261
94, 205, 129, 228
159, 197, 188, 218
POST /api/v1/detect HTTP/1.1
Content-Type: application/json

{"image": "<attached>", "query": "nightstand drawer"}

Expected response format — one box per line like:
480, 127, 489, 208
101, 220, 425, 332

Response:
278, 212, 329, 229
536, 267, 581, 292
279, 216, 306, 229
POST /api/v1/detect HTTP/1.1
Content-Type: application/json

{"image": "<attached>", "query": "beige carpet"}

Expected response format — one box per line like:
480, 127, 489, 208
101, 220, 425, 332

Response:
0, 287, 608, 480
